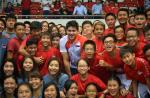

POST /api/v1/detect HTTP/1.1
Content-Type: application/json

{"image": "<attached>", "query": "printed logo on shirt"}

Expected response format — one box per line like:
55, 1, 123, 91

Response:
137, 71, 143, 75
2, 44, 7, 48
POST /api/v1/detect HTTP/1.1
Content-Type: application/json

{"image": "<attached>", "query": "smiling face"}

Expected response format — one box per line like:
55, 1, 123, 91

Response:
17, 84, 32, 98
108, 80, 120, 96
94, 24, 104, 38
121, 52, 135, 66
29, 77, 42, 90
82, 24, 93, 37
77, 59, 89, 75
4, 77, 17, 94
48, 60, 60, 76
67, 26, 78, 41
86, 84, 97, 98
134, 15, 146, 29
23, 58, 34, 72
41, 34, 51, 48
44, 85, 57, 98
126, 30, 139, 47
115, 27, 125, 41
104, 37, 116, 52
117, 11, 128, 24
3, 61, 14, 76
42, 22, 49, 32
67, 83, 78, 97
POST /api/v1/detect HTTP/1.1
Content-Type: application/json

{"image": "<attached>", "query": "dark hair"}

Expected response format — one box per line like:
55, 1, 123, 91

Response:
83, 40, 96, 51
2, 75, 17, 97
5, 13, 17, 21
20, 56, 37, 81
82, 20, 93, 28
66, 20, 79, 30
105, 13, 116, 20
14, 22, 25, 29
16, 83, 33, 98
143, 44, 150, 54
51, 32, 61, 40
47, 57, 62, 76
135, 11, 147, 18
0, 18, 6, 28
86, 82, 102, 93
108, 75, 122, 86
1, 59, 18, 78
77, 59, 89, 67
26, 37, 38, 47
64, 80, 77, 91
30, 21, 42, 31
29, 71, 42, 80
93, 21, 105, 30
103, 34, 117, 43
114, 25, 125, 33
41, 31, 51, 39
24, 21, 31, 26
117, 8, 129, 17
126, 27, 139, 36
144, 24, 150, 35
43, 82, 60, 98
120, 45, 134, 58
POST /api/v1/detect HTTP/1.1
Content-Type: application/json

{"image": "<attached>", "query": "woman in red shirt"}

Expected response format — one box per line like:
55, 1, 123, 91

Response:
100, 75, 135, 98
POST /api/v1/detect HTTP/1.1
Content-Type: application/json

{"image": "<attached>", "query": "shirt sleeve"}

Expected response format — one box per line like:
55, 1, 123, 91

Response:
59, 37, 67, 52
59, 74, 69, 91
7, 39, 15, 52
140, 59, 150, 78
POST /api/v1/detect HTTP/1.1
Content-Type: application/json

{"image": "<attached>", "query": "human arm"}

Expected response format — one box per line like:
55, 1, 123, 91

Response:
61, 52, 72, 77
131, 80, 138, 98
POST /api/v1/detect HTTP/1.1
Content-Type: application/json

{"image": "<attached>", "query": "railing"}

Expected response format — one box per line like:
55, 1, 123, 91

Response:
0, 14, 105, 19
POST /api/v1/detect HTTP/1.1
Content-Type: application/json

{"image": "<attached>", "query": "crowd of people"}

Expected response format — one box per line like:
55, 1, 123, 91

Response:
2, 0, 150, 18
1, 6, 150, 98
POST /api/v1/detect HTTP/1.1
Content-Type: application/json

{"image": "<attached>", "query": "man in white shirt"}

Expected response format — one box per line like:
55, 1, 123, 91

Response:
41, 0, 52, 17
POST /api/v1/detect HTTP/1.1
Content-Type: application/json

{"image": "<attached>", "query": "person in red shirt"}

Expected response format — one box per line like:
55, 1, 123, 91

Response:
71, 59, 106, 95
21, 0, 31, 19
93, 21, 105, 54
143, 44, 150, 63
82, 20, 94, 40
7, 22, 25, 61
81, 40, 110, 83
120, 46, 150, 98
144, 24, 150, 44
117, 8, 135, 33
114, 25, 127, 48
36, 32, 62, 76
134, 12, 147, 42
17, 37, 38, 72
126, 28, 145, 58
99, 34, 131, 89
19, 21, 43, 64
100, 75, 135, 98
104, 13, 116, 35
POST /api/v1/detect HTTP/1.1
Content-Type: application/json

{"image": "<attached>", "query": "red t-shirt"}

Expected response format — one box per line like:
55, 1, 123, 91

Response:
104, 92, 135, 98
133, 42, 145, 58
21, 0, 31, 10
104, 28, 114, 36
36, 47, 62, 76
7, 37, 22, 60
100, 48, 124, 72
71, 73, 106, 95
81, 53, 110, 83
124, 57, 150, 84
92, 37, 104, 54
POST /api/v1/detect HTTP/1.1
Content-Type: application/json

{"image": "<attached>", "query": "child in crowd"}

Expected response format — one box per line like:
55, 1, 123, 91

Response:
120, 45, 150, 98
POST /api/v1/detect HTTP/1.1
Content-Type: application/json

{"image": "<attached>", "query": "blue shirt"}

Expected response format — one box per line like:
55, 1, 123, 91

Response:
43, 73, 69, 91
92, 3, 102, 15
